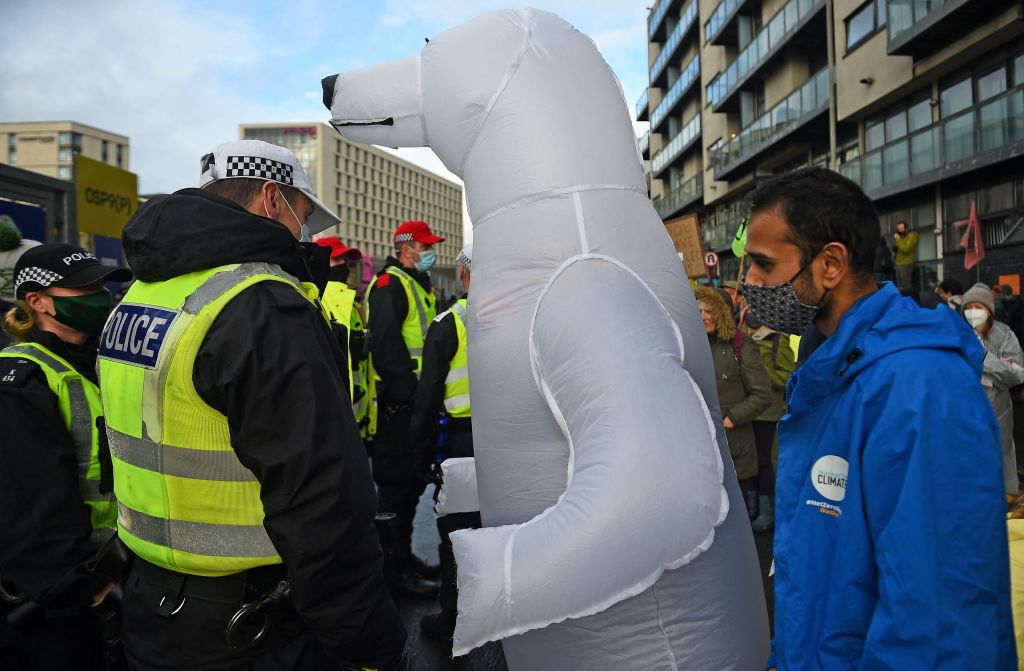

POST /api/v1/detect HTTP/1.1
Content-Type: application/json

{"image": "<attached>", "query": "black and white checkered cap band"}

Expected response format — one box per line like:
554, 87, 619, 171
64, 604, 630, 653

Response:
224, 156, 294, 185
394, 233, 414, 243
15, 266, 63, 295
457, 251, 472, 269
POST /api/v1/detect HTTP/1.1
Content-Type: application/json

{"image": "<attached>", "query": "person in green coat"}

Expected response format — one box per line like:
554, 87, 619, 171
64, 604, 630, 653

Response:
743, 306, 796, 532
892, 221, 919, 289
694, 287, 773, 519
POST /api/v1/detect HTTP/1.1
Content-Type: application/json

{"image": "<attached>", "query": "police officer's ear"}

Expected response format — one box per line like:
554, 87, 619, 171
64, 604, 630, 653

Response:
253, 180, 282, 218
23, 291, 53, 317
459, 265, 471, 293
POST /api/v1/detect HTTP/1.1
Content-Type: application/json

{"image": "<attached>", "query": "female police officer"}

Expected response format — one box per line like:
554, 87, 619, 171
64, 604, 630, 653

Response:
0, 242, 131, 670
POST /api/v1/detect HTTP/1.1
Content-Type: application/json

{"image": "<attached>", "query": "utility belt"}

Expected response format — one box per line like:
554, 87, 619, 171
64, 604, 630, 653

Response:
130, 557, 292, 651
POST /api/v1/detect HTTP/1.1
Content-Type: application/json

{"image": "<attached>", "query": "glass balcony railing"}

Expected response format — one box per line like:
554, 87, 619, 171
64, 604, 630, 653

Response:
654, 172, 703, 219
650, 0, 698, 84
639, 131, 650, 157
710, 68, 829, 176
840, 85, 1024, 193
649, 0, 672, 39
705, 0, 744, 43
637, 89, 649, 120
707, 0, 824, 108
652, 114, 701, 175
651, 54, 700, 130
887, 0, 952, 42
702, 200, 748, 251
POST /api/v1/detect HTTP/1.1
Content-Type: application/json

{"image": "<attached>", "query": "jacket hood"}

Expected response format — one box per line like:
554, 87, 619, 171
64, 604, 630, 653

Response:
122, 188, 331, 287
693, 286, 736, 342
800, 282, 984, 391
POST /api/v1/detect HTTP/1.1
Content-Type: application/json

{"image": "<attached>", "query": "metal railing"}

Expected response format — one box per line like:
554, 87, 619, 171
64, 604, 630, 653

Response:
652, 114, 701, 175
839, 85, 1024, 194
639, 131, 650, 157
637, 88, 649, 120
650, 0, 698, 84
707, 0, 824, 108
654, 172, 703, 219
651, 54, 700, 130
705, 0, 744, 43
649, 0, 672, 39
710, 68, 829, 175
702, 199, 749, 250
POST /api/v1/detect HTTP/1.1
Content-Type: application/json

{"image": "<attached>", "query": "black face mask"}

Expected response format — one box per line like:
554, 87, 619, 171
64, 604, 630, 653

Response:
328, 264, 350, 284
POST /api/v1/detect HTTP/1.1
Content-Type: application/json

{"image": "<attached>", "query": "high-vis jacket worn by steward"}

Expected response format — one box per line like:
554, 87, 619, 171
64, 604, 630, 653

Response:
366, 265, 436, 379
442, 298, 470, 418
98, 262, 321, 576
0, 342, 116, 538
321, 281, 374, 436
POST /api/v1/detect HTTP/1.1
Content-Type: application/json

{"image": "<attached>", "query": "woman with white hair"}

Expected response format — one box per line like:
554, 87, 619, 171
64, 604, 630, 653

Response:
963, 282, 1024, 499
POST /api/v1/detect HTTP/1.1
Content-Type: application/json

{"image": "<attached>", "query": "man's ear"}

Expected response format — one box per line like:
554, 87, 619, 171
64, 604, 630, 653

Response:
819, 242, 851, 291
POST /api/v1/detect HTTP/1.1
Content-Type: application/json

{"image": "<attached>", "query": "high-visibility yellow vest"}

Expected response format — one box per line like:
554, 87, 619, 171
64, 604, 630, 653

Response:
0, 342, 116, 543
97, 262, 321, 576
365, 265, 436, 380
442, 299, 471, 418
321, 281, 374, 438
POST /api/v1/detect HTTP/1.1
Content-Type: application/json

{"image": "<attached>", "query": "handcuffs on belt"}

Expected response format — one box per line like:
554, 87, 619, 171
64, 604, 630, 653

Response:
224, 579, 290, 650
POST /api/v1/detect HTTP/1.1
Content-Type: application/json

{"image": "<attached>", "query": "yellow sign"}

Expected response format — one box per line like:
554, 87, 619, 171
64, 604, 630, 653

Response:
74, 155, 138, 238
664, 213, 707, 279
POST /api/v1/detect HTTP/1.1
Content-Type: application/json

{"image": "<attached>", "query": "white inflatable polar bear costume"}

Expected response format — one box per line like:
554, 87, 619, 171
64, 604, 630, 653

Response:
323, 8, 768, 669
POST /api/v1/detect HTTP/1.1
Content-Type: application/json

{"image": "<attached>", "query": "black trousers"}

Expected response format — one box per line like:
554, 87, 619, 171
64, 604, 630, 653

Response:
120, 571, 334, 670
0, 609, 105, 671
752, 420, 777, 497
436, 512, 481, 615
371, 405, 423, 574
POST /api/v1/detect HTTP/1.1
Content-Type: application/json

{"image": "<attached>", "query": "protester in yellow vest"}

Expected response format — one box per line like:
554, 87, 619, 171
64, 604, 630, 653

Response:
409, 244, 478, 643
365, 219, 444, 599
0, 243, 131, 670
316, 235, 374, 443
97, 140, 406, 670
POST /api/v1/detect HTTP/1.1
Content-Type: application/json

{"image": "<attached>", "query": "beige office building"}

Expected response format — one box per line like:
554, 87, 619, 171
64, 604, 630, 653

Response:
0, 121, 130, 179
239, 123, 464, 270
642, 0, 1024, 288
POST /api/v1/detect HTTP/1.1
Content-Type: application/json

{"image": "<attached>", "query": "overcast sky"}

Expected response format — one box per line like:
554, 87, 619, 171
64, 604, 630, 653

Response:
1, 0, 650, 199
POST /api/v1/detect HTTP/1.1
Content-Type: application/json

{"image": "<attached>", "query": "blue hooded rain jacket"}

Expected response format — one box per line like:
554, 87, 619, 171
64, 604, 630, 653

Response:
769, 282, 1015, 670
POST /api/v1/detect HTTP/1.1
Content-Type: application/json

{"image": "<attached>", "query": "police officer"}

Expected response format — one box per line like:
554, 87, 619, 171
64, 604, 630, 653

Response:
98, 140, 406, 670
315, 236, 373, 442
365, 220, 444, 598
0, 243, 131, 670
409, 245, 479, 642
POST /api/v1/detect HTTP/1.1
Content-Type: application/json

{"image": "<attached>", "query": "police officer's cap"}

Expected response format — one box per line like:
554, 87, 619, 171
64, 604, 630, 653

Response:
13, 243, 132, 298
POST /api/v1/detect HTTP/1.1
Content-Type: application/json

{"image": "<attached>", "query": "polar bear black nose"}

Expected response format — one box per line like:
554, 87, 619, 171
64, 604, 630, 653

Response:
321, 75, 338, 110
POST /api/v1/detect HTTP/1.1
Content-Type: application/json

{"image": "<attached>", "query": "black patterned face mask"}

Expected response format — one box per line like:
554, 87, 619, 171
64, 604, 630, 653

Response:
741, 253, 826, 336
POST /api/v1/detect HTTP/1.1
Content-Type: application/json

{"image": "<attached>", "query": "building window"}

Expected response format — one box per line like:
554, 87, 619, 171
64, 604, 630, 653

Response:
845, 0, 883, 52
940, 77, 972, 117
58, 131, 71, 145
116, 144, 124, 168
58, 148, 73, 162
1014, 52, 1024, 86
57, 165, 71, 179
101, 139, 109, 163
6, 134, 14, 150
7, 150, 15, 165
907, 98, 932, 132
975, 66, 1006, 102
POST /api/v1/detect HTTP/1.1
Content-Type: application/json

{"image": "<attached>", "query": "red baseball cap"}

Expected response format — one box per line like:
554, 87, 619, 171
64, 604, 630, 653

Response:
315, 236, 362, 260
393, 220, 444, 245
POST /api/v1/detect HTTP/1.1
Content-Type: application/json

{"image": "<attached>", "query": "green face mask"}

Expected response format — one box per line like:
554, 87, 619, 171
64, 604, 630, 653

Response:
50, 290, 113, 337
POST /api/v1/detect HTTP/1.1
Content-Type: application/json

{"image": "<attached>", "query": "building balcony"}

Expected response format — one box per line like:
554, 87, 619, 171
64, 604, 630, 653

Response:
710, 68, 829, 180
651, 54, 701, 131
702, 199, 749, 253
637, 88, 650, 122
705, 0, 750, 46
839, 84, 1024, 199
654, 172, 703, 220
639, 131, 650, 159
652, 114, 701, 176
706, 0, 825, 113
648, 0, 683, 41
650, 0, 699, 87
886, 0, 1013, 57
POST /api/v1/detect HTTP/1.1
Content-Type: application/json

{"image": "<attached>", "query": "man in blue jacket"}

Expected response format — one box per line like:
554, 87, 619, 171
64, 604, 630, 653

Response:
741, 167, 1015, 670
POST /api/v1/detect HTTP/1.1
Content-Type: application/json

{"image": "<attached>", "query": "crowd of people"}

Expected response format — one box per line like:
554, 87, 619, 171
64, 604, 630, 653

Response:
1, 141, 1023, 671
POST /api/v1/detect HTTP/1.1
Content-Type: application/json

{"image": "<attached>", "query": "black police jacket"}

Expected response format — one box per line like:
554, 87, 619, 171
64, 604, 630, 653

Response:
121, 188, 406, 666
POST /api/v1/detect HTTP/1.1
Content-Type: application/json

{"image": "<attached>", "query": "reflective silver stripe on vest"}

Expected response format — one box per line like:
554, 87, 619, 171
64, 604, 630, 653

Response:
449, 301, 468, 321
107, 428, 257, 483
118, 504, 277, 558
443, 393, 472, 412
445, 367, 469, 383
184, 262, 300, 315
2, 344, 72, 374
387, 267, 429, 339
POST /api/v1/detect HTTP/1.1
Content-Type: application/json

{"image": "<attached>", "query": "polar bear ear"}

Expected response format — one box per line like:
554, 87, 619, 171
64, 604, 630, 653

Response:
322, 54, 426, 148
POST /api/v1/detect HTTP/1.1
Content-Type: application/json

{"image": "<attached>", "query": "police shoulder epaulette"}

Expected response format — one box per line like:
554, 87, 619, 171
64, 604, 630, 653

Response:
433, 309, 452, 324
0, 357, 42, 388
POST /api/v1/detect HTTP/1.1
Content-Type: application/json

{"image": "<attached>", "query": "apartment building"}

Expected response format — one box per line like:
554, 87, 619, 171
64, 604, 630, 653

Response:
642, 0, 1024, 288
240, 123, 464, 270
0, 121, 130, 180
